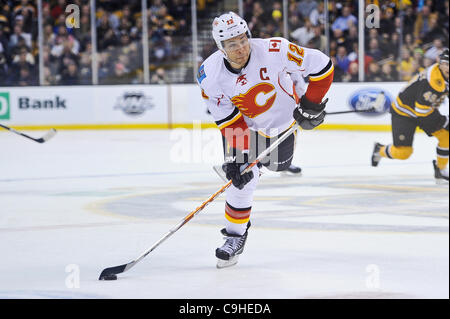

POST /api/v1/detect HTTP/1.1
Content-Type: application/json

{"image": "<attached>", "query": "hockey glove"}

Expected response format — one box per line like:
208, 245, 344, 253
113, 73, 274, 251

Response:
222, 153, 254, 190
293, 95, 328, 130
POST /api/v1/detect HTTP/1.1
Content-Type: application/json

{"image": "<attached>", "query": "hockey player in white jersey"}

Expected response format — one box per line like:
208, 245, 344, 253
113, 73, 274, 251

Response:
197, 12, 334, 268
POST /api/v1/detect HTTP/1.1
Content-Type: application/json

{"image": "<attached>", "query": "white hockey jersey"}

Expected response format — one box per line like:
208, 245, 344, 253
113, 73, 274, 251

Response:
197, 37, 333, 138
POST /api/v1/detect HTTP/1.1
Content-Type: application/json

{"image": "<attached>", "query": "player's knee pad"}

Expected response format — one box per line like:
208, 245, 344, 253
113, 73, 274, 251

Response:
389, 145, 413, 160
433, 129, 449, 149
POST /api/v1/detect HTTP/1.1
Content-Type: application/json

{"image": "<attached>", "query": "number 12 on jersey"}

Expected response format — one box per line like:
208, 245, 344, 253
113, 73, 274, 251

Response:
287, 43, 304, 67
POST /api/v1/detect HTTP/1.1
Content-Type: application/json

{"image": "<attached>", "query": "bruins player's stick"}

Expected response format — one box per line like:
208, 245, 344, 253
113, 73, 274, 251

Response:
99, 123, 299, 280
325, 109, 376, 115
326, 91, 386, 115
0, 124, 57, 144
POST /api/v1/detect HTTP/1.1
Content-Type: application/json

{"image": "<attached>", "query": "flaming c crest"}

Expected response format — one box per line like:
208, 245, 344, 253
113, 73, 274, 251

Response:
231, 83, 276, 118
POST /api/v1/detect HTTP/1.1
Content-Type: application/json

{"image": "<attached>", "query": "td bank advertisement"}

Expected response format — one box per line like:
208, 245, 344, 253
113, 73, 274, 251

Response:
0, 86, 168, 126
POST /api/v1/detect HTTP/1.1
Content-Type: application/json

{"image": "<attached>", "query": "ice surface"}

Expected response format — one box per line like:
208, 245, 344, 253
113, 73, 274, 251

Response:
0, 128, 448, 299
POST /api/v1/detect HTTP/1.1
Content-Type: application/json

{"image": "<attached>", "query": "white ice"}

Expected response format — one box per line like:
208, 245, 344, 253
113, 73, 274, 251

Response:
0, 128, 448, 299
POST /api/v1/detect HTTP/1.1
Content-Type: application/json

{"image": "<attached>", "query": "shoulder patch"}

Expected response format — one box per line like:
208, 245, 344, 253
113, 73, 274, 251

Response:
269, 39, 281, 52
427, 64, 445, 92
197, 64, 207, 84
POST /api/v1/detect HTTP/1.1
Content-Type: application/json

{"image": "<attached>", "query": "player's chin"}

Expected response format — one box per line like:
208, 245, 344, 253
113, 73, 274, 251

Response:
238, 55, 249, 63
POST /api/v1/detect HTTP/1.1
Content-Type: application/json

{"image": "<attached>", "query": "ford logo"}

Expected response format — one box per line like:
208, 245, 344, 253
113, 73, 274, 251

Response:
348, 88, 392, 116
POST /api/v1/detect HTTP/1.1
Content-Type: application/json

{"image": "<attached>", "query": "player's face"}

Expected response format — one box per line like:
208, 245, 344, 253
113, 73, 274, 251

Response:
439, 62, 449, 79
222, 34, 251, 68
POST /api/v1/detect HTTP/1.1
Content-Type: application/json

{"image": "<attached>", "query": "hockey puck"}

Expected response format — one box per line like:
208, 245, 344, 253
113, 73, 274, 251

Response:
100, 274, 117, 281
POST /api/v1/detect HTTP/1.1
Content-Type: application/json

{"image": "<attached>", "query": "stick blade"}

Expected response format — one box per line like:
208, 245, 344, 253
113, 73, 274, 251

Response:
37, 128, 57, 143
34, 129, 57, 143
99, 263, 128, 280
373, 92, 386, 112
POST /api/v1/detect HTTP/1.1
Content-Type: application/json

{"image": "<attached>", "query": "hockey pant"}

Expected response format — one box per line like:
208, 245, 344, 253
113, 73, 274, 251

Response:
380, 110, 449, 169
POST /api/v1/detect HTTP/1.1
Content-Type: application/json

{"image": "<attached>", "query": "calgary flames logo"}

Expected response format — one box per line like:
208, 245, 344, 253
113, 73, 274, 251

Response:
231, 83, 276, 118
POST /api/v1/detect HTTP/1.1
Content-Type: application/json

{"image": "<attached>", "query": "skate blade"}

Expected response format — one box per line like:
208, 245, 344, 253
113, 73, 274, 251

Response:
216, 255, 239, 269
281, 171, 302, 177
435, 178, 449, 185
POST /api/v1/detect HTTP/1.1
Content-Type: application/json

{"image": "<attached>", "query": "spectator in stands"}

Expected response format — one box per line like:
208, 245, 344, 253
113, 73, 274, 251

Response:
398, 48, 415, 81
330, 56, 344, 81
367, 61, 383, 82
11, 46, 34, 72
414, 5, 436, 42
333, 28, 350, 52
60, 60, 80, 85
331, 6, 357, 32
151, 67, 169, 84
424, 38, 445, 62
307, 25, 327, 52
50, 0, 66, 20
16, 65, 37, 86
297, 0, 317, 20
104, 61, 131, 84
309, 1, 325, 26
367, 38, 383, 61
0, 25, 8, 56
345, 24, 358, 53
9, 23, 31, 49
402, 5, 416, 36
0, 52, 8, 84
424, 15, 447, 41
413, 46, 424, 61
379, 7, 396, 36
380, 63, 397, 81
290, 18, 314, 47
348, 42, 373, 74
437, 0, 449, 33
388, 32, 401, 60
403, 33, 416, 55
287, 12, 302, 37
342, 61, 359, 82
335, 46, 350, 73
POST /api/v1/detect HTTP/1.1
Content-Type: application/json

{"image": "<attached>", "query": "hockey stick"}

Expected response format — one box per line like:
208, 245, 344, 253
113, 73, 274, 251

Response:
325, 108, 376, 115
99, 123, 299, 280
0, 123, 57, 143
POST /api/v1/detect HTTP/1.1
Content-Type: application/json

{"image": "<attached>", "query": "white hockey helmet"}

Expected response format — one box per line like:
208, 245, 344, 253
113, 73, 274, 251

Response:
212, 12, 251, 51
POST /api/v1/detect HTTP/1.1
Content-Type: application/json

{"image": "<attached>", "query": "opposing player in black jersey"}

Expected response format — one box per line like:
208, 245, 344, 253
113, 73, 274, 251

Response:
372, 49, 449, 183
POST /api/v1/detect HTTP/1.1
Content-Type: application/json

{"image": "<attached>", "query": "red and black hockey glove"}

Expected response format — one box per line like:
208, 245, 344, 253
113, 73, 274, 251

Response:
293, 95, 328, 130
222, 152, 254, 190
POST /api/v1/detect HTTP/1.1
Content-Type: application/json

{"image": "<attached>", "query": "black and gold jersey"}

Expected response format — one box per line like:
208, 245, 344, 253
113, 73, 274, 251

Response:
392, 63, 448, 118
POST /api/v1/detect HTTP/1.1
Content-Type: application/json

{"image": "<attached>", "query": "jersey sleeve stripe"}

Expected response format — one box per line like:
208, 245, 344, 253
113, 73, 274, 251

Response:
217, 112, 243, 130
215, 107, 240, 128
308, 59, 333, 81
414, 101, 433, 110
393, 97, 433, 117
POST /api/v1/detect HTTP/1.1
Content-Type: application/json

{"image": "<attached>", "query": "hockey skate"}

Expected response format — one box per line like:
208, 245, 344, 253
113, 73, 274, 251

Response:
216, 222, 250, 269
433, 160, 449, 184
371, 142, 383, 167
283, 164, 302, 175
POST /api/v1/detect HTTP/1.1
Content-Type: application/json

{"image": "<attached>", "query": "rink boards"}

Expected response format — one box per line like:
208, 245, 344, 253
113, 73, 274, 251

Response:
0, 83, 448, 131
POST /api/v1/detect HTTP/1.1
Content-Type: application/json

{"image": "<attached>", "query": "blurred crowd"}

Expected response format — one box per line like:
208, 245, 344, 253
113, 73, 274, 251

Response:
0, 0, 190, 86
1, 0, 448, 86
243, 0, 449, 81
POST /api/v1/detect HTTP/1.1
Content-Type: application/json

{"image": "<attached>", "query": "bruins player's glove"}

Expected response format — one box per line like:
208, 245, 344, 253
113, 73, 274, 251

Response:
222, 153, 254, 190
293, 95, 328, 130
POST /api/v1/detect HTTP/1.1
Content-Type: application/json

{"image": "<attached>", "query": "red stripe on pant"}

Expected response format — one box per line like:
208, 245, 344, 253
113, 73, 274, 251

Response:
225, 202, 251, 224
